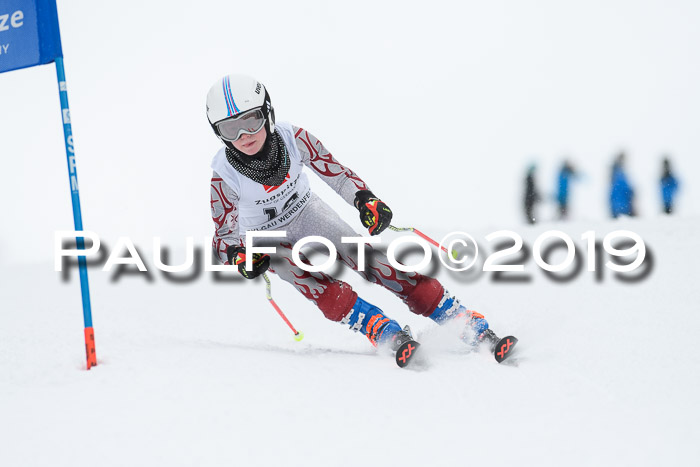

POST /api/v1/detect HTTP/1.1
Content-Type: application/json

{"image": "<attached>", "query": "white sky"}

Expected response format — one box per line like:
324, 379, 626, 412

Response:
1, 0, 699, 264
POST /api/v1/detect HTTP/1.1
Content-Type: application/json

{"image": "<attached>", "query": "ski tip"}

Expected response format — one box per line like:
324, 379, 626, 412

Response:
395, 340, 421, 368
494, 336, 518, 363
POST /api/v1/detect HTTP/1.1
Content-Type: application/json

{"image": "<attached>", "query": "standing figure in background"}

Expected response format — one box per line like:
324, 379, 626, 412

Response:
556, 160, 576, 220
609, 152, 635, 218
205, 74, 515, 367
660, 157, 679, 214
524, 164, 541, 224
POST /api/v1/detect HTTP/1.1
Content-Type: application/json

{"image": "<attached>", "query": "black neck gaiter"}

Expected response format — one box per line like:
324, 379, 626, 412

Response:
225, 131, 290, 186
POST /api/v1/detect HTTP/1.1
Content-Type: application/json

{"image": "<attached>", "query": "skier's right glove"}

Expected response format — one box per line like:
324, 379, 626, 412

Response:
354, 190, 393, 236
226, 246, 270, 280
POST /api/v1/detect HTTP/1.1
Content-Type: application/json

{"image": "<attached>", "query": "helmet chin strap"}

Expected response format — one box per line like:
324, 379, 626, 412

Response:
267, 106, 275, 134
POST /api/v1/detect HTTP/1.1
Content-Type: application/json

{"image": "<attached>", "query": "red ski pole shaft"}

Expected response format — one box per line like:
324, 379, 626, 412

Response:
263, 273, 304, 341
388, 225, 448, 254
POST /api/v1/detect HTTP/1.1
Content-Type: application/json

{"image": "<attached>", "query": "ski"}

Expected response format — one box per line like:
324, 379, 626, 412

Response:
393, 328, 518, 367
486, 332, 518, 363
477, 329, 519, 363
395, 340, 421, 368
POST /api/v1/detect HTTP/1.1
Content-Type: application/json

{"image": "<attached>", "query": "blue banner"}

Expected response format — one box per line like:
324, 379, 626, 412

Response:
0, 0, 62, 74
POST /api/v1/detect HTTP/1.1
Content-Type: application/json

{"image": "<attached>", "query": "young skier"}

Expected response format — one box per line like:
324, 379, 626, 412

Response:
207, 74, 512, 363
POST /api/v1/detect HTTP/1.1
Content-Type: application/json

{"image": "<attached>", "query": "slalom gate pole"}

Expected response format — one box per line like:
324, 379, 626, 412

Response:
55, 57, 97, 370
262, 273, 304, 342
388, 225, 449, 254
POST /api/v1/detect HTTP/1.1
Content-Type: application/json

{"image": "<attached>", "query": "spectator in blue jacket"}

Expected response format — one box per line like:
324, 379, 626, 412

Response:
556, 160, 576, 219
609, 152, 635, 218
660, 157, 679, 214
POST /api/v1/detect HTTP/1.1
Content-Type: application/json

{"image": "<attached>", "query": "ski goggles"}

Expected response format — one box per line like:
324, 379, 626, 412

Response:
216, 108, 266, 142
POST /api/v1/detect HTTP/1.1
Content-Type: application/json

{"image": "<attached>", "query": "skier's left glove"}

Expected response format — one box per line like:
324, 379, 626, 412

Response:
226, 246, 270, 279
354, 190, 393, 236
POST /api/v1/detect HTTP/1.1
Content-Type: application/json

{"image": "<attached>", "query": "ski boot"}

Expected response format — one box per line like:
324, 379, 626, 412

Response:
428, 290, 517, 363
341, 296, 402, 346
428, 290, 490, 345
341, 297, 421, 367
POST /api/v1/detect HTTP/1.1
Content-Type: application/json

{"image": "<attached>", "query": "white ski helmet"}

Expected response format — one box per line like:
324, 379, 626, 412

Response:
206, 74, 275, 148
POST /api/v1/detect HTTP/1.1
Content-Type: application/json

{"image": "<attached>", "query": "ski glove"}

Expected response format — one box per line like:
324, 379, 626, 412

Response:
354, 190, 393, 236
226, 246, 270, 280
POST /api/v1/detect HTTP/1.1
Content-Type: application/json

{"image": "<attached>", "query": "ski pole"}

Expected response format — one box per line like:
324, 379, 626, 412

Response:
388, 225, 449, 254
262, 273, 304, 341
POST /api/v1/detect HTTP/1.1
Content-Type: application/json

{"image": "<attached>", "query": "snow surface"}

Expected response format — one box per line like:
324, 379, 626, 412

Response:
2, 1, 700, 465
2, 216, 700, 466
